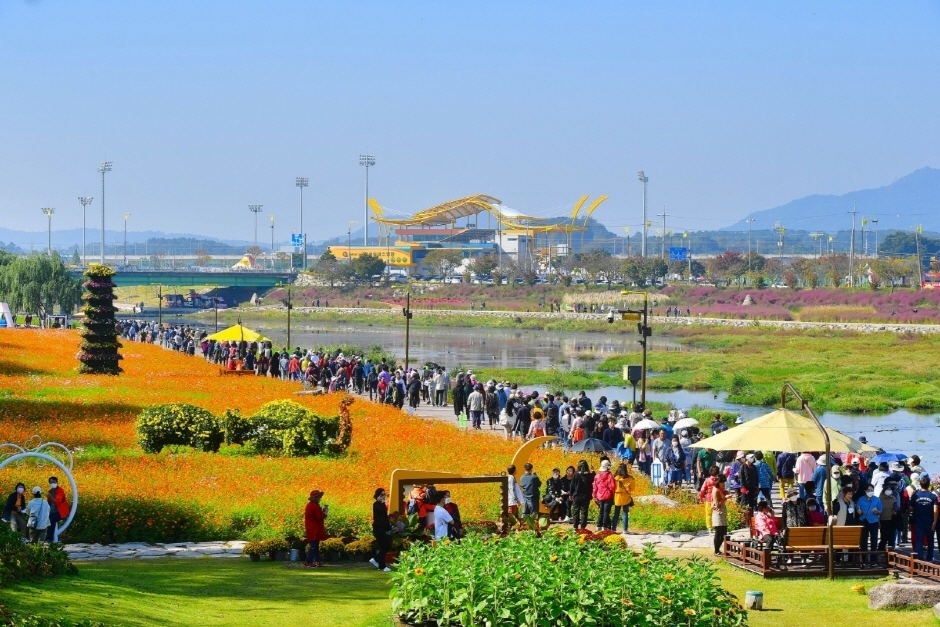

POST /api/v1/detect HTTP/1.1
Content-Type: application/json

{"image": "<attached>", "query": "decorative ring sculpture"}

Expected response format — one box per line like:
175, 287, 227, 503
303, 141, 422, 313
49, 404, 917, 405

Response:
0, 440, 77, 542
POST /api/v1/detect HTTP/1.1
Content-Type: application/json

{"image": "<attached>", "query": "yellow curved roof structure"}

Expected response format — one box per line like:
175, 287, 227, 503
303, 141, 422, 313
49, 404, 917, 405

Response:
369, 193, 588, 234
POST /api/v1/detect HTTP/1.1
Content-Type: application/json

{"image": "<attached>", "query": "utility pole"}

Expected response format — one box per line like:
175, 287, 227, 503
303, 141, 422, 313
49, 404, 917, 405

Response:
849, 202, 858, 287
98, 161, 113, 264
78, 197, 93, 265
861, 218, 868, 256
658, 208, 668, 260
42, 208, 55, 253
746, 218, 755, 271
359, 155, 375, 246
637, 171, 649, 257
402, 291, 413, 370
270, 215, 275, 268
915, 225, 924, 289
871, 219, 879, 258
295, 177, 309, 270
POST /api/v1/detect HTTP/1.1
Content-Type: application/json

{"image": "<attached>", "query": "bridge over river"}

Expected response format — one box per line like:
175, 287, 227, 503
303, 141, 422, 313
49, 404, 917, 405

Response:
70, 269, 294, 289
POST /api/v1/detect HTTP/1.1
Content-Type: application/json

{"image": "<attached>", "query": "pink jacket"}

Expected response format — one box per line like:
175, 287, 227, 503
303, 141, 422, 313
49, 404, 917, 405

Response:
754, 511, 778, 536
592, 470, 615, 501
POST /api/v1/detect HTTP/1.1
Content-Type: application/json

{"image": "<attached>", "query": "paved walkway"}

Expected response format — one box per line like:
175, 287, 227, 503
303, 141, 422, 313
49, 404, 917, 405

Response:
62, 533, 725, 561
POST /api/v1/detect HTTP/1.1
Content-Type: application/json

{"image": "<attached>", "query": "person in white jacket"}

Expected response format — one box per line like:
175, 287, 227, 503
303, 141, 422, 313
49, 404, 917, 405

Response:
506, 465, 525, 519
24, 486, 50, 544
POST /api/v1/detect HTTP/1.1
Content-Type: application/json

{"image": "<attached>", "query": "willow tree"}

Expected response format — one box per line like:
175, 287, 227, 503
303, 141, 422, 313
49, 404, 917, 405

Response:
0, 252, 81, 318
77, 264, 123, 374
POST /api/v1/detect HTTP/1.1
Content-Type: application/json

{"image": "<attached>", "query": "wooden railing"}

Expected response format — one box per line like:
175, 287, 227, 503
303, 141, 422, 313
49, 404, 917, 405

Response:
887, 551, 940, 582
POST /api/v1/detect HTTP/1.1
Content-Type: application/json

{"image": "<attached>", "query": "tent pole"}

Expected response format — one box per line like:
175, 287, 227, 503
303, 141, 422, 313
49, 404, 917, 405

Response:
782, 383, 833, 580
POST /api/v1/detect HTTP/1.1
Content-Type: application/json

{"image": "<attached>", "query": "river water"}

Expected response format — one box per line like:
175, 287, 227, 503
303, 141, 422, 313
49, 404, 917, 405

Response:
186, 317, 939, 469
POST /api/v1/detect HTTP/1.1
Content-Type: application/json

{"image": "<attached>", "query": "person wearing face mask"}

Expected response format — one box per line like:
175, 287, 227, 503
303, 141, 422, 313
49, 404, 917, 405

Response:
856, 485, 882, 564
780, 487, 808, 548
663, 437, 686, 488
805, 498, 826, 526
877, 483, 900, 551
442, 491, 463, 540
45, 476, 69, 543
829, 487, 858, 526
2, 483, 28, 539
369, 488, 393, 572
24, 486, 50, 544
545, 468, 567, 522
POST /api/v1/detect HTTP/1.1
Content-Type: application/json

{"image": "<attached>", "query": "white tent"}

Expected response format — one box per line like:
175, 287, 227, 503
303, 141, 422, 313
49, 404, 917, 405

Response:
0, 303, 14, 328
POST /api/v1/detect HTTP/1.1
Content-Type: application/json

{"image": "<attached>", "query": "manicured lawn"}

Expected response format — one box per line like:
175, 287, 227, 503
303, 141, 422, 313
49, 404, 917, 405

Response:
1, 558, 393, 627
3, 556, 935, 627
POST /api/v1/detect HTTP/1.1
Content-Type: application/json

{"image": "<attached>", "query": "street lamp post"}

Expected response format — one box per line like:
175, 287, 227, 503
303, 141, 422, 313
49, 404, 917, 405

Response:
277, 283, 293, 350
98, 161, 113, 264
871, 219, 879, 258
41, 208, 55, 253
78, 197, 93, 265
123, 213, 131, 266
359, 155, 375, 246
270, 215, 275, 269
347, 220, 359, 258
295, 177, 309, 270
637, 171, 648, 257
249, 205, 263, 248
746, 218, 755, 271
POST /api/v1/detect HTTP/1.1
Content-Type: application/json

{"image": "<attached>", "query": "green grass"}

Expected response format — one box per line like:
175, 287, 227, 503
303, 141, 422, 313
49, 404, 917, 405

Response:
4, 556, 935, 627
467, 367, 618, 393
1, 559, 393, 627
597, 326, 940, 412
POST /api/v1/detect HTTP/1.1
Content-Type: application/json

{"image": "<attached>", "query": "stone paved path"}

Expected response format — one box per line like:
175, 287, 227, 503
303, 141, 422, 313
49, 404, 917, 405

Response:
63, 533, 739, 561
63, 540, 247, 561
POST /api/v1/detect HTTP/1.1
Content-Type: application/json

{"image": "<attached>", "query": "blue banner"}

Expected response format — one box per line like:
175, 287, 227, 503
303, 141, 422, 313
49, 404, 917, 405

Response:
668, 247, 688, 261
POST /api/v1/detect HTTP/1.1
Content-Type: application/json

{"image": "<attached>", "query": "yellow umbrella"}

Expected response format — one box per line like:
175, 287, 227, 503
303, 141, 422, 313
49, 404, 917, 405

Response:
690, 408, 877, 454
205, 324, 270, 343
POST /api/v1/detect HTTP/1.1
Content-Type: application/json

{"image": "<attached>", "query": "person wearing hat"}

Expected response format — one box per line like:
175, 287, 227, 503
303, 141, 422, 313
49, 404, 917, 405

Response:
23, 486, 50, 544
781, 486, 808, 547
369, 488, 392, 572
303, 490, 328, 567
726, 452, 745, 501
466, 384, 485, 430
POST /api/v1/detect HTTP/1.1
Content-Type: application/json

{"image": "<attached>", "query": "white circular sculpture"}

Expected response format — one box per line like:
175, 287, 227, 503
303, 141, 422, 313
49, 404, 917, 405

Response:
0, 440, 77, 542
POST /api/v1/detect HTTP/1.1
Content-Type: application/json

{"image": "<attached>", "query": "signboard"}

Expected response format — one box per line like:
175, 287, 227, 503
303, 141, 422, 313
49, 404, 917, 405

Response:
291, 233, 304, 247
623, 365, 642, 383
328, 246, 414, 267
668, 247, 689, 261
621, 312, 641, 321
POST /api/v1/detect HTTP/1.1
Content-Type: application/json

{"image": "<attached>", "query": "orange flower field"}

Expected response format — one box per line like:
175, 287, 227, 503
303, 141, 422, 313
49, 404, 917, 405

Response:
0, 329, 576, 542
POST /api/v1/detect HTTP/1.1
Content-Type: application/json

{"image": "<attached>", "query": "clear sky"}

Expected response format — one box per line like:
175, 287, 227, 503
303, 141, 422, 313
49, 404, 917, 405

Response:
2, 1, 939, 242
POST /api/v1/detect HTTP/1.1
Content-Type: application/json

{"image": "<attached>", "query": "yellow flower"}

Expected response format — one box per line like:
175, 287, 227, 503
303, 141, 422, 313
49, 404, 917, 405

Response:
621, 598, 634, 607
658, 595, 672, 605
729, 609, 736, 617
684, 608, 696, 616
515, 574, 522, 580
414, 568, 425, 576
664, 573, 675, 581
443, 539, 451, 545
713, 608, 722, 616
640, 568, 646, 576
639, 559, 650, 565
549, 555, 559, 563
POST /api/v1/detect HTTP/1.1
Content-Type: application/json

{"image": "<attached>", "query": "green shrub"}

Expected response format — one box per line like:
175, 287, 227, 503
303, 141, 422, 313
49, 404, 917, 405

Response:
392, 534, 746, 627
248, 400, 340, 457
219, 408, 253, 445
0, 527, 76, 585
320, 537, 346, 554
135, 403, 222, 453
0, 606, 106, 627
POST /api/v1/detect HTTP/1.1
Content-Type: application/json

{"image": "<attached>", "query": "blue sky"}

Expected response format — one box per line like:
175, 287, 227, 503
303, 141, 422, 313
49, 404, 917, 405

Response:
2, 1, 939, 242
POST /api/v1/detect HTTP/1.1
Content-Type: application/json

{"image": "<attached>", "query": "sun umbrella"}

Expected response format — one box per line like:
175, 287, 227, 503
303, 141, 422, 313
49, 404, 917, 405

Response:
205, 324, 270, 343
673, 417, 699, 430
689, 408, 877, 454
633, 419, 661, 430
869, 452, 907, 465
570, 438, 614, 453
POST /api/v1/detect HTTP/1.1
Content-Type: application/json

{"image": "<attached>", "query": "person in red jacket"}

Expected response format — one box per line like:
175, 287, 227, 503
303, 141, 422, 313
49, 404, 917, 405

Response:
46, 476, 69, 543
592, 460, 616, 531
303, 490, 328, 568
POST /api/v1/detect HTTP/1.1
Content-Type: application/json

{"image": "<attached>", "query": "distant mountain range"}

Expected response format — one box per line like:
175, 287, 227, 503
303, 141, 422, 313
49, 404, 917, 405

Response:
724, 167, 940, 233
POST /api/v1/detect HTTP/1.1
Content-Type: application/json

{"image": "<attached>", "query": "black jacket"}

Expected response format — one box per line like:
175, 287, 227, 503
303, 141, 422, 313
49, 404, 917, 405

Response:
372, 500, 391, 534
571, 471, 595, 502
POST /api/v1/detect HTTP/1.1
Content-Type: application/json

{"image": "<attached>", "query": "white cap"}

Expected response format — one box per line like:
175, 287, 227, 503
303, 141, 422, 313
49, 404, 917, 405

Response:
600, 460, 611, 470
817, 455, 827, 465
734, 417, 744, 425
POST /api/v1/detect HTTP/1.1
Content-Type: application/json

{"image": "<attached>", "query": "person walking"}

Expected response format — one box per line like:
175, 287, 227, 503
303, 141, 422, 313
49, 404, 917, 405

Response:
506, 465, 524, 519
570, 460, 595, 530
856, 484, 882, 564
794, 451, 817, 501
776, 451, 796, 502
519, 463, 542, 518
303, 490, 328, 568
369, 488, 393, 572
466, 384, 485, 430
592, 459, 616, 531
45, 476, 69, 542
711, 474, 729, 556
663, 436, 686, 487
910, 475, 939, 562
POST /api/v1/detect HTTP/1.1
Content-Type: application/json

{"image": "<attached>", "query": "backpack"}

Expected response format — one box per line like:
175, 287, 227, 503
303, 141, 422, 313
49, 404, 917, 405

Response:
716, 450, 734, 463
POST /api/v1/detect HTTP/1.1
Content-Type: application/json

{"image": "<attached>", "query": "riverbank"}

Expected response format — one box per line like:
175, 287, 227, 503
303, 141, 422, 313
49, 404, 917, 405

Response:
204, 305, 940, 335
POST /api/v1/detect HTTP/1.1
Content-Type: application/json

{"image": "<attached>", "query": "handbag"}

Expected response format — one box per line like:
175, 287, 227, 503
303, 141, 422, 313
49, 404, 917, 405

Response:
499, 410, 510, 427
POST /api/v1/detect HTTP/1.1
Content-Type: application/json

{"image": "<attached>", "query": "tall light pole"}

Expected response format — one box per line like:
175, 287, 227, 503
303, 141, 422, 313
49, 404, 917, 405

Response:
861, 217, 868, 256
848, 202, 858, 286
746, 218, 755, 271
347, 220, 359, 258
41, 208, 55, 253
295, 177, 309, 270
249, 205, 263, 248
871, 218, 879, 258
637, 171, 648, 257
359, 155, 375, 246
123, 213, 131, 266
78, 197, 93, 265
98, 161, 113, 264
270, 214, 276, 268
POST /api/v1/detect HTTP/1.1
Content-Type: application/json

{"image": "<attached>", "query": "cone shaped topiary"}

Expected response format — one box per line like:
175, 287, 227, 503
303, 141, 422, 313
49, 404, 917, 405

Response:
77, 264, 123, 374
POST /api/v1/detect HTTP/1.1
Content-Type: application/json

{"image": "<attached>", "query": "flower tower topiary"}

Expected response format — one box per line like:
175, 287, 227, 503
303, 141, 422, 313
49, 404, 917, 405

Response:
77, 263, 123, 374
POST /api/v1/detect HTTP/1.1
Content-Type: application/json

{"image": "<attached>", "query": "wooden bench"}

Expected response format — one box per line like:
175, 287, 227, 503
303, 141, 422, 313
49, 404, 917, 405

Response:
784, 527, 826, 550
827, 526, 864, 550
220, 368, 255, 376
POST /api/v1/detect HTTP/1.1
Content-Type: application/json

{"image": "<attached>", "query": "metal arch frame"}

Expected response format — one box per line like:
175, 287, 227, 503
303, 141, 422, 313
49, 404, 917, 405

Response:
33, 442, 74, 471
0, 452, 77, 542
0, 444, 26, 458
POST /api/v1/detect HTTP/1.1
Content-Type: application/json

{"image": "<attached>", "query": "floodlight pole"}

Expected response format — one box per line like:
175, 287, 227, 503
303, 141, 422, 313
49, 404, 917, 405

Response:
359, 155, 375, 246
78, 197, 93, 265
781, 383, 833, 580
295, 177, 309, 270
41, 208, 55, 253
98, 161, 113, 264
637, 171, 648, 257
249, 205, 263, 247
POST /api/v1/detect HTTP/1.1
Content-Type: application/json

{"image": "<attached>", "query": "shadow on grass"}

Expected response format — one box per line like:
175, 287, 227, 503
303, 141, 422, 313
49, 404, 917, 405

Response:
0, 357, 52, 376
0, 397, 140, 425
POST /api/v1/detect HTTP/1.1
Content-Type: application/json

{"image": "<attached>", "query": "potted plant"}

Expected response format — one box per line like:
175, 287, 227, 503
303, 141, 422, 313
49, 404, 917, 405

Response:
263, 538, 290, 561
344, 537, 377, 562
286, 536, 305, 562
242, 541, 265, 562
320, 537, 346, 562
